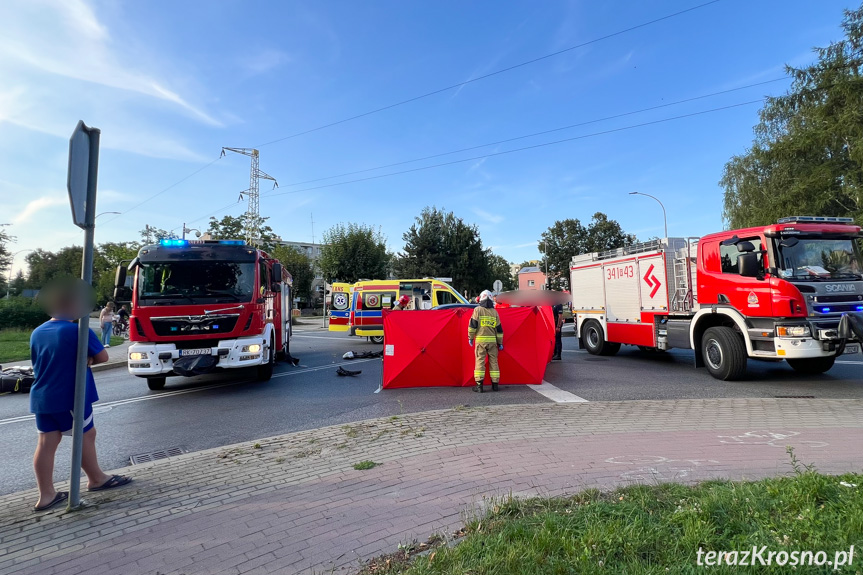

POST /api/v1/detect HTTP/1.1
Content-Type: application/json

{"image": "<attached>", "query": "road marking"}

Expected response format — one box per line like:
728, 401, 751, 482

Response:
292, 334, 354, 341
836, 360, 863, 365
562, 349, 587, 354
0, 358, 382, 427
531, 380, 588, 403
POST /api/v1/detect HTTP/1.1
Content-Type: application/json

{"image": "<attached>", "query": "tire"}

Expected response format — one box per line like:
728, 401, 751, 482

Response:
787, 356, 835, 375
701, 326, 747, 381
147, 376, 166, 390
581, 320, 621, 356
257, 337, 275, 381
369, 335, 384, 345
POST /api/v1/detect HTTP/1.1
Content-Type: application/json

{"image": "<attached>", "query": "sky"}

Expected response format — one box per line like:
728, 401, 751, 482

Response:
0, 0, 857, 277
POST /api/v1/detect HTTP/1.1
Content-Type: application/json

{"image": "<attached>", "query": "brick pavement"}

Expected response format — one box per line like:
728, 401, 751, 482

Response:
1, 399, 862, 575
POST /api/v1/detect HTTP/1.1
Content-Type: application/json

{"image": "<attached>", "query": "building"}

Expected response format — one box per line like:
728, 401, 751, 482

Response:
518, 267, 547, 290
275, 241, 326, 304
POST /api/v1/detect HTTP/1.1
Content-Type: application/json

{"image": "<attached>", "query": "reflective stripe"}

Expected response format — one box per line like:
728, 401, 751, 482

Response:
475, 336, 498, 342
489, 371, 500, 376
474, 371, 485, 377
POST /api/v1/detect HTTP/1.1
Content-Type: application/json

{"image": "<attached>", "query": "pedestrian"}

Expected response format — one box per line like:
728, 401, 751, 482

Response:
468, 290, 504, 392
552, 304, 564, 360
392, 295, 411, 311
30, 289, 131, 512
99, 302, 114, 348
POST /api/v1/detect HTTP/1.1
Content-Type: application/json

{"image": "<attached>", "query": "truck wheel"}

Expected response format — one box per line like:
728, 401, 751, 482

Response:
370, 336, 384, 344
787, 356, 835, 375
582, 320, 620, 356
257, 337, 275, 381
701, 327, 747, 380
147, 376, 166, 390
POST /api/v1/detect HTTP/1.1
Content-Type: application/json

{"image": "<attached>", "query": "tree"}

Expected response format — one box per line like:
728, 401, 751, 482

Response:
269, 245, 315, 305
721, 5, 863, 228
319, 223, 391, 283
487, 254, 517, 291
207, 215, 279, 251
0, 228, 14, 295
539, 213, 635, 290
395, 207, 491, 295
9, 270, 25, 297
139, 226, 177, 243
94, 242, 140, 303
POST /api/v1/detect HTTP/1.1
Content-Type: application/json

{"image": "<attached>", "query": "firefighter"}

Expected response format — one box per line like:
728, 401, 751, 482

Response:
468, 290, 504, 392
392, 295, 410, 310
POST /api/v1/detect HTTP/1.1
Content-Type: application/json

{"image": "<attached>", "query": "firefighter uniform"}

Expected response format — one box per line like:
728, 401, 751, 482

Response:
468, 295, 504, 392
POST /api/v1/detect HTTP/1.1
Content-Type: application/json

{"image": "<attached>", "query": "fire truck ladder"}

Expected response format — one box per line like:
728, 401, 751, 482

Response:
670, 238, 699, 312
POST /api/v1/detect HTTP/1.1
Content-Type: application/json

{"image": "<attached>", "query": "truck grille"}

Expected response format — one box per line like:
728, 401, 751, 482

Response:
150, 314, 239, 337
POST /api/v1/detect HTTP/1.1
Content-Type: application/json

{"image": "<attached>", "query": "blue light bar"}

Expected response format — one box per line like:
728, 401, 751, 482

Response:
821, 307, 831, 313
216, 240, 244, 245
160, 239, 188, 247
777, 216, 855, 224
857, 306, 863, 311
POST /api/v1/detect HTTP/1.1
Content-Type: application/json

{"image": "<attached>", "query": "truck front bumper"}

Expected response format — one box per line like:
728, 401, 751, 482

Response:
128, 335, 267, 376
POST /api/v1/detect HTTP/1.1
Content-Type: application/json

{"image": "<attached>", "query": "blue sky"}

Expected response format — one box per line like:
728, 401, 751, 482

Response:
0, 0, 856, 276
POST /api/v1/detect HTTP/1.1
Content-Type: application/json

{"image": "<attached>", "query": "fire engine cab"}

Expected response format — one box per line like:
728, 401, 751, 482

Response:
114, 239, 293, 390
570, 217, 863, 380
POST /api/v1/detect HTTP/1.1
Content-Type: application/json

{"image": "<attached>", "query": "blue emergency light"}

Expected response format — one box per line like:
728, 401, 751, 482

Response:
159, 239, 246, 247
160, 239, 188, 247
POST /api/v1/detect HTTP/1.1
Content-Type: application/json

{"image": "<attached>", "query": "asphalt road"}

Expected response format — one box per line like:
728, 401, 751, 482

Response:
2, 325, 862, 495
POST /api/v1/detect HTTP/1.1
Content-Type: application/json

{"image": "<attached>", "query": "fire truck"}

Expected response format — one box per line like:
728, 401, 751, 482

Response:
569, 216, 863, 380
114, 239, 293, 390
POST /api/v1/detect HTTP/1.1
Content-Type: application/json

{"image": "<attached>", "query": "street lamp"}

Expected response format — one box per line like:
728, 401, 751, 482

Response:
95, 211, 120, 219
629, 192, 667, 239
6, 249, 34, 298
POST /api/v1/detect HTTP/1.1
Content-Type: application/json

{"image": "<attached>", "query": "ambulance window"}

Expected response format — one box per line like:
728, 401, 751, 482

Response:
363, 292, 384, 309
720, 238, 762, 274
331, 291, 350, 310
435, 290, 455, 306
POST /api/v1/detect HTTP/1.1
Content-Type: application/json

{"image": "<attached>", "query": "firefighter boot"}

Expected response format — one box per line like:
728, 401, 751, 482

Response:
492, 382, 499, 392
472, 381, 483, 393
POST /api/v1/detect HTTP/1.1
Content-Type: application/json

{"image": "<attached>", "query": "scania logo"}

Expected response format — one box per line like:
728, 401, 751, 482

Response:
825, 284, 857, 293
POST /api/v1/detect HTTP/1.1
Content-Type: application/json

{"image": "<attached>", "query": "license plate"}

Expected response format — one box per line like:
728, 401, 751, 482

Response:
845, 344, 860, 355
180, 348, 211, 357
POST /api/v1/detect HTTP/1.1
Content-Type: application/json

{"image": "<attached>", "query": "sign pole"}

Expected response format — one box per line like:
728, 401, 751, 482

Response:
67, 123, 100, 509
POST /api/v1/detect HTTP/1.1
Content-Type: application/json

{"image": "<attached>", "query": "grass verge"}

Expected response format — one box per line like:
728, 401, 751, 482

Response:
359, 452, 863, 574
0, 329, 124, 363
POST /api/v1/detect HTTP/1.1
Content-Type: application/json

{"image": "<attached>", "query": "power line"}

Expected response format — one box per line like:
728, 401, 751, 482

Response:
275, 77, 788, 189
259, 99, 764, 199
253, 0, 723, 149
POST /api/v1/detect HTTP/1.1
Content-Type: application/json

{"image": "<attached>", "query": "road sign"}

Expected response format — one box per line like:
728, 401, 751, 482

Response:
493, 279, 503, 292
67, 121, 100, 229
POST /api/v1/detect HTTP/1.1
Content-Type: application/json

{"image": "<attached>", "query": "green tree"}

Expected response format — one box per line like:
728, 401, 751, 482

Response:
139, 226, 177, 244
9, 270, 25, 297
270, 245, 315, 305
94, 242, 140, 303
395, 207, 491, 295
721, 4, 863, 228
487, 254, 517, 291
319, 223, 391, 283
0, 228, 14, 295
540, 213, 635, 290
207, 215, 279, 251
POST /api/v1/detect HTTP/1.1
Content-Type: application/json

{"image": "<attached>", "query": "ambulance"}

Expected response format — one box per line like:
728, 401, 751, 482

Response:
326, 282, 353, 332
333, 278, 468, 343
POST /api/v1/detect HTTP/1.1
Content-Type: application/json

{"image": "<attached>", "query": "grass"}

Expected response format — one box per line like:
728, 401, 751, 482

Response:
0, 328, 125, 363
353, 460, 380, 471
360, 451, 863, 575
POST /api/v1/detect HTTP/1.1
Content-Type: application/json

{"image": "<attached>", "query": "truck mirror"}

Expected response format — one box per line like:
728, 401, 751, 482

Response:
272, 263, 283, 282
736, 241, 756, 253
113, 265, 132, 303
738, 252, 762, 278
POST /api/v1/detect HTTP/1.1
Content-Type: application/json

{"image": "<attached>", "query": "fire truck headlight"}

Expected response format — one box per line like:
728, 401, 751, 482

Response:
129, 352, 147, 361
776, 325, 810, 338
242, 344, 261, 353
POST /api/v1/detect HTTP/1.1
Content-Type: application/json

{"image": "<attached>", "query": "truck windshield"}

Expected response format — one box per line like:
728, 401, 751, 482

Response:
137, 261, 256, 304
777, 237, 863, 280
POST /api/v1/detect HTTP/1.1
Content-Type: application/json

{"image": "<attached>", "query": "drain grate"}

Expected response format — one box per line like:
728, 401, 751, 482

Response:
775, 395, 815, 399
130, 446, 186, 465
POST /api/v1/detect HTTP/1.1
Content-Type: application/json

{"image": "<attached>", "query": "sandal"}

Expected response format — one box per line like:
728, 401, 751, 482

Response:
34, 491, 68, 512
88, 474, 132, 492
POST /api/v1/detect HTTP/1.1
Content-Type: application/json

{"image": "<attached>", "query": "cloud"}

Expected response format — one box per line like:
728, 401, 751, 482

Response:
473, 208, 504, 224
12, 196, 68, 224
243, 49, 292, 77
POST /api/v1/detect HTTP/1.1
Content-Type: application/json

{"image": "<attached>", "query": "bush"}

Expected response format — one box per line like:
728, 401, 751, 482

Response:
0, 297, 49, 330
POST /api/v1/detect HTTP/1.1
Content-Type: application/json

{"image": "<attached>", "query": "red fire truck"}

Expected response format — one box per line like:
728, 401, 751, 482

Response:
570, 216, 863, 380
114, 239, 293, 390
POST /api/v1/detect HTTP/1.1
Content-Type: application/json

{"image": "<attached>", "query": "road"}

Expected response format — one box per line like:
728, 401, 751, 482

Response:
1, 325, 862, 495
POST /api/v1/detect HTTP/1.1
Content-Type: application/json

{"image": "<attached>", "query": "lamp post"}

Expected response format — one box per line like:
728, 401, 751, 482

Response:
95, 211, 120, 219
629, 192, 667, 238
6, 249, 34, 298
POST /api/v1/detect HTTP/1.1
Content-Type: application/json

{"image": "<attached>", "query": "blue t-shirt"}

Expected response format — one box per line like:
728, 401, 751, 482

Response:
29, 320, 103, 414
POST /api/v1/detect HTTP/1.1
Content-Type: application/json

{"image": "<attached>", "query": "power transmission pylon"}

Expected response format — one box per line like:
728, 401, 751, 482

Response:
220, 147, 278, 246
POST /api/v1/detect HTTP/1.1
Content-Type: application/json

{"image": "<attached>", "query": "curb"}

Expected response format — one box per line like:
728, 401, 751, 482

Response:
91, 361, 127, 373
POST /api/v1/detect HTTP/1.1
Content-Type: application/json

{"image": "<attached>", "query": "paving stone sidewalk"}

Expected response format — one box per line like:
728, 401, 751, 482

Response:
1, 398, 862, 575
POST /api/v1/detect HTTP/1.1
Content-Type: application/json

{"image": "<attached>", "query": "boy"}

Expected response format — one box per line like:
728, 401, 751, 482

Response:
30, 288, 131, 512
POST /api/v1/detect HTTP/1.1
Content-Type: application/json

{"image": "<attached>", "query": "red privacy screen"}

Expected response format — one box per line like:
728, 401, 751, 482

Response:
382, 306, 555, 389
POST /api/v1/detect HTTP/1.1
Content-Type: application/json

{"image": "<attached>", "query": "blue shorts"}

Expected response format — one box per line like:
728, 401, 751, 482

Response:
35, 404, 94, 436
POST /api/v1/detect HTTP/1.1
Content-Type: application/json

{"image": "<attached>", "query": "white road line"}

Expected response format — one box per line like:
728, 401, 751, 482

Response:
531, 380, 588, 403
292, 334, 353, 341
836, 360, 863, 365
562, 349, 587, 354
0, 359, 382, 427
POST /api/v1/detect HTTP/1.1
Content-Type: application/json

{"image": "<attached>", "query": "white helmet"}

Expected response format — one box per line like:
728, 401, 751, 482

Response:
479, 290, 493, 302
